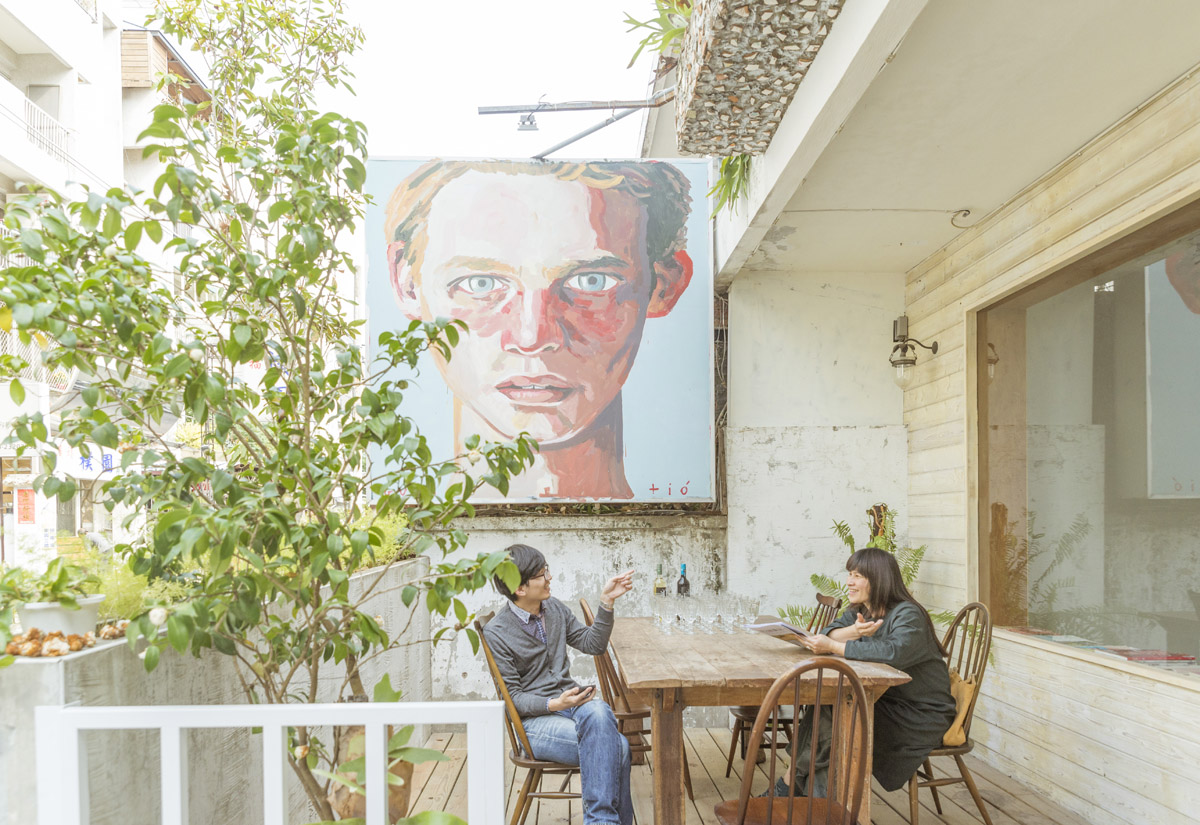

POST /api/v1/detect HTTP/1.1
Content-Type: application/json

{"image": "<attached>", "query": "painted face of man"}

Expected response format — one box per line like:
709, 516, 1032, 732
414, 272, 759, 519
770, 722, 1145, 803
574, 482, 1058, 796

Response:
391, 171, 691, 444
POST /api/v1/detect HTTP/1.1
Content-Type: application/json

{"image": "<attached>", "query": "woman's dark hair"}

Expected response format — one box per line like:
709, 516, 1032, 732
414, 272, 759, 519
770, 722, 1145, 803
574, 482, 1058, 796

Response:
493, 543, 547, 603
846, 547, 947, 656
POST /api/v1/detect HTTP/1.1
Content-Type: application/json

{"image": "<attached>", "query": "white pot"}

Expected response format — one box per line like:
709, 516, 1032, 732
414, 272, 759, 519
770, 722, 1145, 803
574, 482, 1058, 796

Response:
19, 594, 105, 636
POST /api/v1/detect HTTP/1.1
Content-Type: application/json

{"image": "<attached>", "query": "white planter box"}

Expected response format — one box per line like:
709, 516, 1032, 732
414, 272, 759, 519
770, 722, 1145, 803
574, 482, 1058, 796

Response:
18, 594, 105, 636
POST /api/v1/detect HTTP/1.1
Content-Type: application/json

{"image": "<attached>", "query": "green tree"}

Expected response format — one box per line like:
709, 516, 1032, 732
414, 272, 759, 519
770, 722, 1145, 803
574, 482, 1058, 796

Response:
0, 0, 534, 819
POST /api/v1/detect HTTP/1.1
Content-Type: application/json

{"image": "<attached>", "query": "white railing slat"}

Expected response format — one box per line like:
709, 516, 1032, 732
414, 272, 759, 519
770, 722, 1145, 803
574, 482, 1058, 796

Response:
261, 724, 286, 825
365, 722, 387, 825
160, 725, 187, 825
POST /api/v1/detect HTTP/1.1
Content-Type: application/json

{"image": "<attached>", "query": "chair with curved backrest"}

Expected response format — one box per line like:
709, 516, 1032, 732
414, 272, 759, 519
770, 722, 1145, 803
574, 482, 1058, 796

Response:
908, 601, 994, 825
724, 593, 843, 777
579, 598, 693, 800
714, 657, 870, 825
474, 611, 582, 825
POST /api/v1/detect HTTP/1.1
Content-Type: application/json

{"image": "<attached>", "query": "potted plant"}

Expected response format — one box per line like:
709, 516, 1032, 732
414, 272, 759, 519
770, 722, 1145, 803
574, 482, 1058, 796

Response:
0, 556, 104, 644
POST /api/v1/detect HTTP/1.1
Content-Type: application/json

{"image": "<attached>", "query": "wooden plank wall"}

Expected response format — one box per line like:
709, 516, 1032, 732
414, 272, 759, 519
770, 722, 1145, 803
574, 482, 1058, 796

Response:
121, 31, 170, 88
902, 61, 1200, 825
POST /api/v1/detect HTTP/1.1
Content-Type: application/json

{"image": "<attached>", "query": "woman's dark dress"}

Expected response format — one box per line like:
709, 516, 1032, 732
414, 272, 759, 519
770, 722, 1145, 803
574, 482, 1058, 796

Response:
826, 601, 956, 791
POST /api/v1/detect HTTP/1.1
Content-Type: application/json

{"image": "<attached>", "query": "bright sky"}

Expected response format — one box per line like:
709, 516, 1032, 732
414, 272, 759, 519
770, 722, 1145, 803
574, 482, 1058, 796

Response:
335, 0, 661, 160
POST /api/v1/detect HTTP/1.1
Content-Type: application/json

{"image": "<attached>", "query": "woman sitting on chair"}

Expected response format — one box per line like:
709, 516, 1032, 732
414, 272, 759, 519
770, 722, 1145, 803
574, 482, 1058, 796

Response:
780, 547, 956, 797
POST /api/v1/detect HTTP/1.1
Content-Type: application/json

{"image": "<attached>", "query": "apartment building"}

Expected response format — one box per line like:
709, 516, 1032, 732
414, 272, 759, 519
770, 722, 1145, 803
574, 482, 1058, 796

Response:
0, 0, 205, 566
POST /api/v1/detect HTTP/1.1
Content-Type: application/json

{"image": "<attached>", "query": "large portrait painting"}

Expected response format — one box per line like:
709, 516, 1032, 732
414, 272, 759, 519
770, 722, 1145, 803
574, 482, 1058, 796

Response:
365, 158, 714, 502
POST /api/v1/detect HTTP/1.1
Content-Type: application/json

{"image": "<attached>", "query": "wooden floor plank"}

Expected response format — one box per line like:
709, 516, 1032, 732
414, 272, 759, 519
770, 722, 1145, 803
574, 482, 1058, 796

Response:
410, 731, 467, 814
406, 732, 453, 811
423, 728, 1095, 825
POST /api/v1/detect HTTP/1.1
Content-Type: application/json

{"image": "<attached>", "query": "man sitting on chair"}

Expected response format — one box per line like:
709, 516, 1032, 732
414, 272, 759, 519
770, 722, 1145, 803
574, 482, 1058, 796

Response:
484, 543, 635, 825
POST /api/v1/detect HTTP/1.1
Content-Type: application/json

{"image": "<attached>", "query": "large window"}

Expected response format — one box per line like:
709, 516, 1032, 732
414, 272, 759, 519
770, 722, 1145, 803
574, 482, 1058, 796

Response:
979, 224, 1200, 679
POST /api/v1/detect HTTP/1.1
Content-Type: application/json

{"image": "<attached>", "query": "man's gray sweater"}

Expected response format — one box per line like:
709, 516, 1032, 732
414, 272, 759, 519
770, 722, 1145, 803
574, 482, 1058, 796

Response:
483, 597, 614, 718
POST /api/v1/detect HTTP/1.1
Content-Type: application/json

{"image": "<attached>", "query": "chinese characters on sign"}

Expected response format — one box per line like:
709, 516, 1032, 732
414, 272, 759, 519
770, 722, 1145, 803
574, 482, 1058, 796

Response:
16, 488, 35, 524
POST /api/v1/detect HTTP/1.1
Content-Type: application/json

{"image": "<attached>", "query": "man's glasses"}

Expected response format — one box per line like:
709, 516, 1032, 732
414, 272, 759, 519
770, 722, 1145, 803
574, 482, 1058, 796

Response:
530, 567, 552, 581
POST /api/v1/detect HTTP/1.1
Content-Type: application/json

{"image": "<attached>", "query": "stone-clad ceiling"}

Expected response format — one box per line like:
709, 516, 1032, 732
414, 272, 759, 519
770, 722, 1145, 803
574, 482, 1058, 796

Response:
676, 0, 846, 156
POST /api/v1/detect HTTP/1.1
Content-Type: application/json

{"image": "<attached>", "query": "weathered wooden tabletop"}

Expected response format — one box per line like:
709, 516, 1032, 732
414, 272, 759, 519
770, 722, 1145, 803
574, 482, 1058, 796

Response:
611, 616, 911, 825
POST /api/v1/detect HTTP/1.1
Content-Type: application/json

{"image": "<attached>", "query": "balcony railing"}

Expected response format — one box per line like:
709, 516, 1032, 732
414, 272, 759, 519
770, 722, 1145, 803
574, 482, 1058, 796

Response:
24, 97, 70, 164
36, 701, 507, 825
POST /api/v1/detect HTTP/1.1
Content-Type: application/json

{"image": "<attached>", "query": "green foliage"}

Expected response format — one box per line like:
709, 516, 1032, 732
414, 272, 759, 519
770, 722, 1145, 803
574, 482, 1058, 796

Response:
708, 153, 753, 217
0, 557, 100, 648
779, 504, 955, 629
82, 549, 189, 623
0, 0, 535, 819
624, 0, 692, 67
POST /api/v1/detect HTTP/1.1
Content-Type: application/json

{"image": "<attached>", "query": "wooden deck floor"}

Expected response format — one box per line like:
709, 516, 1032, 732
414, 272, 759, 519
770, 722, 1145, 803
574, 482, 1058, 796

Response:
409, 727, 1092, 825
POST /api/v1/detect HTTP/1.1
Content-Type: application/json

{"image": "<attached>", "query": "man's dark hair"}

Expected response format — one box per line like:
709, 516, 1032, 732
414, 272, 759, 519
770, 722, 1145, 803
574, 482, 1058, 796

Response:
494, 543, 548, 603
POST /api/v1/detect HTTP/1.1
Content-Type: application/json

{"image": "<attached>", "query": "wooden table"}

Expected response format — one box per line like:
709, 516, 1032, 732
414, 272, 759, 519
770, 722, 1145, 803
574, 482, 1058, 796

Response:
611, 617, 911, 825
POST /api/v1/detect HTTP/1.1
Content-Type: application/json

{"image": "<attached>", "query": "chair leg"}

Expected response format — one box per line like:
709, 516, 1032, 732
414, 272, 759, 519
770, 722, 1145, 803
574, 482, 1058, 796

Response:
923, 758, 942, 814
511, 769, 537, 825
955, 755, 995, 825
725, 718, 743, 778
909, 772, 921, 825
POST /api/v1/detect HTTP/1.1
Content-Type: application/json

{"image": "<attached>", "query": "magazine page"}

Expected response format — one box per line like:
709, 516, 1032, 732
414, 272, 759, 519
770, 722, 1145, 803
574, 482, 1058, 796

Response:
745, 620, 813, 647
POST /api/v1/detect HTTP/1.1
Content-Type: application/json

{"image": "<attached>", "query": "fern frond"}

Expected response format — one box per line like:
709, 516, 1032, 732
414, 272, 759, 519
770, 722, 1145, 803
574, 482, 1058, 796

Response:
832, 520, 856, 551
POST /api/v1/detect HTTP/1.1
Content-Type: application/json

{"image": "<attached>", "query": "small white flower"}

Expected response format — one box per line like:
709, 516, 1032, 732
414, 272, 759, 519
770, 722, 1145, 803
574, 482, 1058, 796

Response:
148, 607, 169, 627
187, 348, 204, 362
102, 243, 117, 258
467, 449, 482, 464
293, 745, 309, 760
282, 493, 295, 507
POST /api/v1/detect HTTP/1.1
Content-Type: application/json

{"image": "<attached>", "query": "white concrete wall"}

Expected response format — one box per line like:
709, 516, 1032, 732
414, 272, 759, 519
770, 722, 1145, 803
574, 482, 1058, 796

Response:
0, 559, 432, 825
724, 270, 910, 610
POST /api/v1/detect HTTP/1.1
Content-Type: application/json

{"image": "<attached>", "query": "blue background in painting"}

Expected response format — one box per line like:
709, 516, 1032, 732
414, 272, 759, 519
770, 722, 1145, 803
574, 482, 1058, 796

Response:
1145, 260, 1200, 498
363, 158, 713, 502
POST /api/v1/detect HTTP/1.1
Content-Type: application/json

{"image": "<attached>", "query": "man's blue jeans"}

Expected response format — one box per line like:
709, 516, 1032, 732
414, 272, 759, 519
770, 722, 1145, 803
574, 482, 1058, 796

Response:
522, 700, 633, 825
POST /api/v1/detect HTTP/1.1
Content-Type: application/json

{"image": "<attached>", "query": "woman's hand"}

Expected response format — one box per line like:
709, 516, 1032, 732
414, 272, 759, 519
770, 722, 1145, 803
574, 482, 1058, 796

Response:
800, 634, 845, 656
853, 614, 884, 639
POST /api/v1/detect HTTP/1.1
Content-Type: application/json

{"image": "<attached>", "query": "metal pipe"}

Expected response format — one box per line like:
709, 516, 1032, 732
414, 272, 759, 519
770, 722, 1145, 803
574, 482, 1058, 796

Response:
533, 106, 642, 160
479, 87, 674, 115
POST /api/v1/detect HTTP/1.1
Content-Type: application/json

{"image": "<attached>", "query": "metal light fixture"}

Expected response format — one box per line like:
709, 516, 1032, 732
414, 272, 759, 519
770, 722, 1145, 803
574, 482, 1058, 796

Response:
517, 112, 538, 132
986, 343, 999, 383
890, 314, 938, 389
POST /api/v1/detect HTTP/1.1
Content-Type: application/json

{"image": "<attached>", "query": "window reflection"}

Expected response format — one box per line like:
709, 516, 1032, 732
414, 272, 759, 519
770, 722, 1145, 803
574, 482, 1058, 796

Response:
980, 230, 1200, 676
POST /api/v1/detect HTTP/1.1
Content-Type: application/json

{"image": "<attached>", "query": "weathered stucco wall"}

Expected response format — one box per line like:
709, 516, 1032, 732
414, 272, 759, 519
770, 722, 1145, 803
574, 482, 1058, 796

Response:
724, 270, 910, 611
0, 558, 432, 825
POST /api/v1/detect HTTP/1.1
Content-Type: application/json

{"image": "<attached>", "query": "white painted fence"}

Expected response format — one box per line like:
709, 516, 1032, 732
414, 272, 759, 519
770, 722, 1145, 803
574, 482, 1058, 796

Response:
36, 701, 506, 825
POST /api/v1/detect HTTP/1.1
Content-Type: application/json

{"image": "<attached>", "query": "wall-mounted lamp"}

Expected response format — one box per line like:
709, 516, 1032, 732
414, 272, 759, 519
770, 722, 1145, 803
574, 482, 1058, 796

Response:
517, 112, 538, 131
890, 314, 938, 389
986, 343, 999, 383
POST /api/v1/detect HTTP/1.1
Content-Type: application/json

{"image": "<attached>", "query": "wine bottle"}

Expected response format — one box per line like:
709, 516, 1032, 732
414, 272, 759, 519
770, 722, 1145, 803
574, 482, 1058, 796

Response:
653, 563, 668, 596
676, 562, 691, 596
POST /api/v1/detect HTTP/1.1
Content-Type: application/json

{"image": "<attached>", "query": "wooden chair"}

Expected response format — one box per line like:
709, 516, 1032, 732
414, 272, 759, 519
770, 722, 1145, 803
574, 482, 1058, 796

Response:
714, 657, 870, 825
579, 598, 693, 799
475, 612, 582, 825
908, 601, 994, 825
724, 593, 843, 777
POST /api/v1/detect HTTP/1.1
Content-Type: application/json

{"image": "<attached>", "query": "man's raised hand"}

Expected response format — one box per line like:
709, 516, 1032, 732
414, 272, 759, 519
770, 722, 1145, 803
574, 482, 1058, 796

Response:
601, 569, 635, 607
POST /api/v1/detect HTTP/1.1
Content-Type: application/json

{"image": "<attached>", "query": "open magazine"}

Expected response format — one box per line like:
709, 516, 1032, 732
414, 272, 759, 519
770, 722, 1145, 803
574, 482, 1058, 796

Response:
745, 620, 813, 648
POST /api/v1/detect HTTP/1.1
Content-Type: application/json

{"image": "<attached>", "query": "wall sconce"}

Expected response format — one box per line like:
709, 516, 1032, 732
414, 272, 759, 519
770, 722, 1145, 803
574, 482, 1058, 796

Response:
890, 314, 938, 389
986, 343, 999, 383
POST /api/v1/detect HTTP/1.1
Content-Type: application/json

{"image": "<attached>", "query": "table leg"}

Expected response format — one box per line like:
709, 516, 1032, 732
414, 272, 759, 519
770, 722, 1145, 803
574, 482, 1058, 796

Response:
651, 688, 686, 825
836, 692, 876, 825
